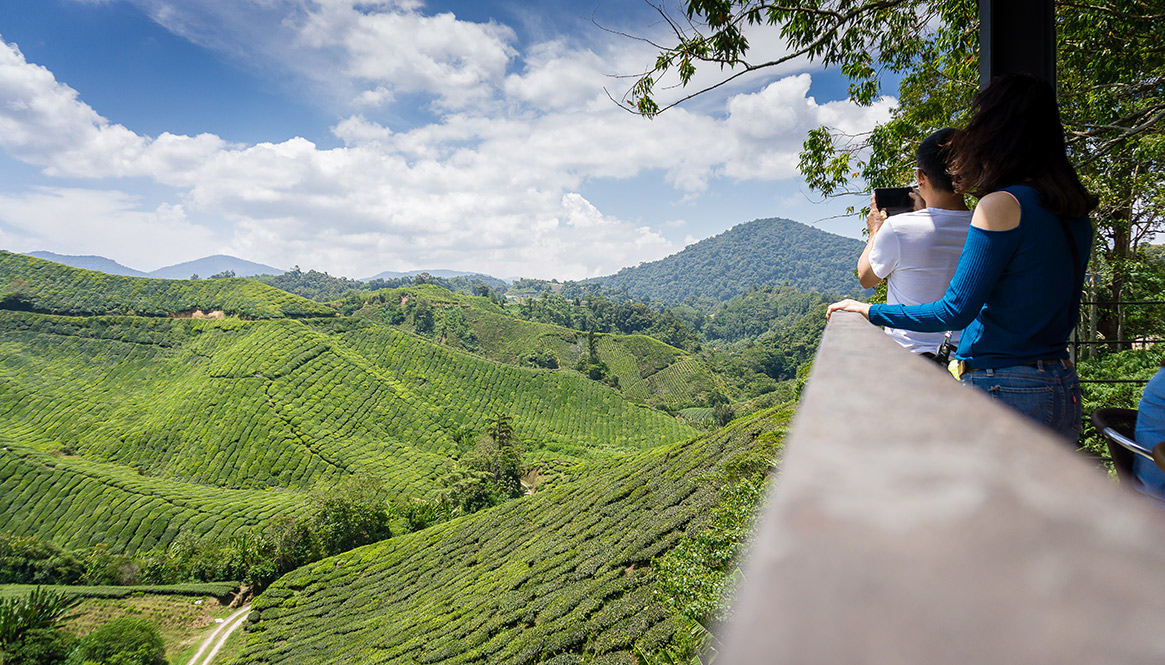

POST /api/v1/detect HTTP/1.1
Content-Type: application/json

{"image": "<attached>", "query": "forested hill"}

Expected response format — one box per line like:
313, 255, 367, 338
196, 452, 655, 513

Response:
0, 251, 333, 319
586, 217, 864, 304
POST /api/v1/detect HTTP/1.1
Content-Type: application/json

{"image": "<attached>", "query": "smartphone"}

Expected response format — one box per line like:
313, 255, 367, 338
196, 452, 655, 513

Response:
874, 187, 915, 217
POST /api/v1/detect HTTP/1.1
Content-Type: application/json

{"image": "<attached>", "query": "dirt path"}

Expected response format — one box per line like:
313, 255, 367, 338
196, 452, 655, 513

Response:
186, 604, 251, 665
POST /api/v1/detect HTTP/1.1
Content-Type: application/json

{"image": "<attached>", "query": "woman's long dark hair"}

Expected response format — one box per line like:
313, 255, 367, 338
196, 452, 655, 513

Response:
948, 73, 1098, 218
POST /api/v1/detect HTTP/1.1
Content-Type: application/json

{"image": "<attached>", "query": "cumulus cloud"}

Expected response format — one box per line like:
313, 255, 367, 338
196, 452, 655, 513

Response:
721, 74, 896, 181
503, 40, 610, 113
0, 187, 216, 270
102, 0, 518, 112
293, 1, 518, 110
0, 2, 894, 279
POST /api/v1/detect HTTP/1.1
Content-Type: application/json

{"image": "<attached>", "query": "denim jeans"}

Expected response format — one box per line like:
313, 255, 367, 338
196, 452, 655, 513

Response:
961, 360, 1082, 443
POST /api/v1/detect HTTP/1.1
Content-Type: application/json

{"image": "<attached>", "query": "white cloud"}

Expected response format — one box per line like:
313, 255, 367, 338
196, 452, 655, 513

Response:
294, 2, 518, 110
354, 86, 395, 108
720, 74, 896, 181
331, 115, 394, 145
0, 188, 217, 270
503, 40, 609, 113
0, 2, 892, 280
109, 0, 519, 113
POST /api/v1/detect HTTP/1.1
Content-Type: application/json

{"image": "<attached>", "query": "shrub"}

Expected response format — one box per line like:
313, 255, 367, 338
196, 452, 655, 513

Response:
400, 498, 458, 533
83, 544, 139, 586
2, 626, 79, 665
76, 617, 166, 665
310, 494, 392, 557
0, 587, 81, 656
0, 532, 85, 585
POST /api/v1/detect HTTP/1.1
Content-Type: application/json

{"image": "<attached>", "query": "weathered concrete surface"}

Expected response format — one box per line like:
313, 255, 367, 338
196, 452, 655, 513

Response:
720, 311, 1165, 664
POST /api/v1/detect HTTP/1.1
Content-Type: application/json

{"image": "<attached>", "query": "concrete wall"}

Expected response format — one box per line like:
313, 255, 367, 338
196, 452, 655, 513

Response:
720, 311, 1165, 664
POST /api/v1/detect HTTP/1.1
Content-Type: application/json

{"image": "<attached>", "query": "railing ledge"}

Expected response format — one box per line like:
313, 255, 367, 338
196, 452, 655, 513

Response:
721, 311, 1165, 664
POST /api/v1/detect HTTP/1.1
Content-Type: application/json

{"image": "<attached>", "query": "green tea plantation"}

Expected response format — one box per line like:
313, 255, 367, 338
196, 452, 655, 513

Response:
238, 408, 789, 664
0, 255, 698, 554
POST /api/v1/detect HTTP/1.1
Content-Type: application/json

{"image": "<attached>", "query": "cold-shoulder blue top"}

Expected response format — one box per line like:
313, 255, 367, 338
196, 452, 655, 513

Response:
868, 184, 1092, 370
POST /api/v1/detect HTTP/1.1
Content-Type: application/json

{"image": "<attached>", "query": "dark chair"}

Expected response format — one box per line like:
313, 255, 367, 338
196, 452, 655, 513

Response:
1090, 408, 1165, 487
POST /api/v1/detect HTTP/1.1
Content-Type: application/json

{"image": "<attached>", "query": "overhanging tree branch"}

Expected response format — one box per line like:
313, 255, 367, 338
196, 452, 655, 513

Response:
613, 0, 920, 116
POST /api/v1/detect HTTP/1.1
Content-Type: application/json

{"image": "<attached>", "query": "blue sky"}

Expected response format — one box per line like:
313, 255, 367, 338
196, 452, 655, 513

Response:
0, 0, 894, 279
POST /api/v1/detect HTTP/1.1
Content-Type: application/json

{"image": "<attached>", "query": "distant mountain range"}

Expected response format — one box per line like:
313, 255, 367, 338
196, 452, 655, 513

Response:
23, 252, 501, 284
362, 268, 501, 282
21, 217, 865, 299
148, 254, 285, 279
25, 252, 149, 277
25, 251, 284, 279
584, 217, 866, 303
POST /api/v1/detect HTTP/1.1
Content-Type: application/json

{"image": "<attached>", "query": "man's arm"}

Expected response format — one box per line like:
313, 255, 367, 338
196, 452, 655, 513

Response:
857, 240, 882, 288
857, 198, 887, 289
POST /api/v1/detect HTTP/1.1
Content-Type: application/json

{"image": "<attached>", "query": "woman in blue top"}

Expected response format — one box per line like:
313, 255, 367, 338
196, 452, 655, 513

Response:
827, 74, 1097, 442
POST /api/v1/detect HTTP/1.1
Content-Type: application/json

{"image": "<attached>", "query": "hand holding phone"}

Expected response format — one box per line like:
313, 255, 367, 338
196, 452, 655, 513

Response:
874, 187, 916, 217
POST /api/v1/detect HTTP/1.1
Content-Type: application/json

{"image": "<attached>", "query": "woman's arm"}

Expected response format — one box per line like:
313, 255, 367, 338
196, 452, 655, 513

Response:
828, 192, 1021, 327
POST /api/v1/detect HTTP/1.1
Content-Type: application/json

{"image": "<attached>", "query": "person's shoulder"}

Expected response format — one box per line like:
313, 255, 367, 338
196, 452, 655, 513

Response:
929, 207, 973, 228
887, 208, 957, 233
929, 207, 972, 219
886, 209, 932, 227
972, 192, 1021, 231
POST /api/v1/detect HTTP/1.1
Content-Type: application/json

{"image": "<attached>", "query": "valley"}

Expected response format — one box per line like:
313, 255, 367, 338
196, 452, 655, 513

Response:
0, 245, 833, 663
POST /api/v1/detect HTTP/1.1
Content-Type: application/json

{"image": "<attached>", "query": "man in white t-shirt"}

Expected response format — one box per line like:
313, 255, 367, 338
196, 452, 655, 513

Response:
857, 128, 972, 357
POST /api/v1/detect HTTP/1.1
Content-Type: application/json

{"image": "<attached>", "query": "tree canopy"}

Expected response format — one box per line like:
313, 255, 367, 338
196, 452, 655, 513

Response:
629, 0, 1165, 348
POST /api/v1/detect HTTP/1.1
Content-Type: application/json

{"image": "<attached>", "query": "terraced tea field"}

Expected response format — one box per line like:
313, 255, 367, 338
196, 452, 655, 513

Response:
0, 258, 697, 553
1, 253, 777, 663
362, 285, 732, 412
0, 436, 302, 552
238, 407, 790, 664
1, 250, 334, 319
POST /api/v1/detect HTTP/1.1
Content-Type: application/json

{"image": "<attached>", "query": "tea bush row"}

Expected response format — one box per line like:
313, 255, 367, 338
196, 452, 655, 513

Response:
0, 440, 304, 553
361, 287, 725, 413
0, 582, 239, 600
338, 325, 694, 455
237, 407, 792, 664
1, 309, 694, 554
1, 251, 334, 319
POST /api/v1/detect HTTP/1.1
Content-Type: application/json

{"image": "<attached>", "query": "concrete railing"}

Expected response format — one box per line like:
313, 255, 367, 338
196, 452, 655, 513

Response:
721, 311, 1165, 664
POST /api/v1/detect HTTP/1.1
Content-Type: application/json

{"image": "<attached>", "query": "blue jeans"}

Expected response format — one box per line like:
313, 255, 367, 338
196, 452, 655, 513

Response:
961, 360, 1082, 443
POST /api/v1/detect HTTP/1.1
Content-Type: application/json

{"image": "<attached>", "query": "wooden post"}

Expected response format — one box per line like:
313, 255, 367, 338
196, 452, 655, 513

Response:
979, 0, 1056, 88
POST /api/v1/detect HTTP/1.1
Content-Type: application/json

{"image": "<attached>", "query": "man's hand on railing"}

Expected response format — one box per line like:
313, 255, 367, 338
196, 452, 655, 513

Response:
826, 299, 871, 321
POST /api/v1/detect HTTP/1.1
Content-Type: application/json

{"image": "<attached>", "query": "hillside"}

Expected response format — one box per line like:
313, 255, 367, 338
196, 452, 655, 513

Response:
254, 268, 508, 303
585, 217, 864, 304
351, 285, 734, 412
237, 406, 790, 664
0, 291, 696, 553
0, 436, 302, 552
0, 251, 334, 319
0, 252, 794, 662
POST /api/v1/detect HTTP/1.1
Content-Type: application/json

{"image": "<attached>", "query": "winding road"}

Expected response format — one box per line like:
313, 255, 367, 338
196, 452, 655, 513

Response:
186, 604, 252, 665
